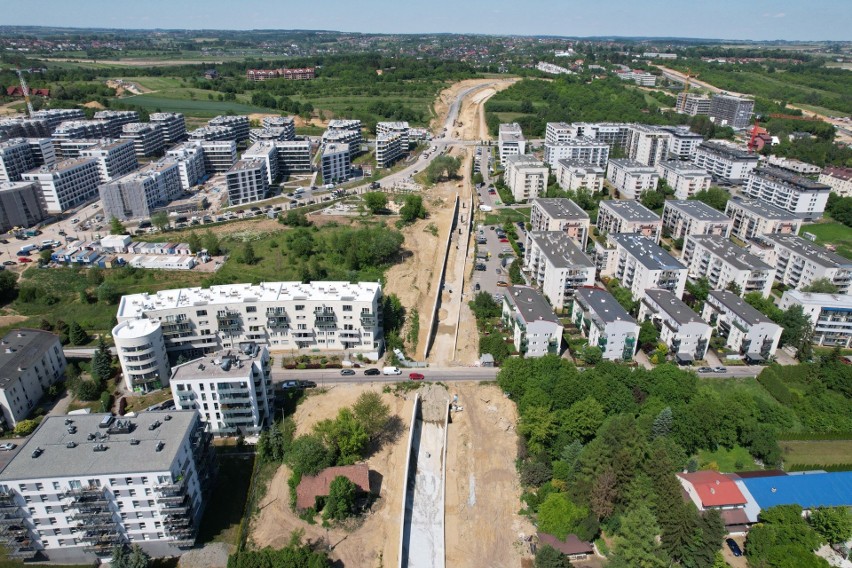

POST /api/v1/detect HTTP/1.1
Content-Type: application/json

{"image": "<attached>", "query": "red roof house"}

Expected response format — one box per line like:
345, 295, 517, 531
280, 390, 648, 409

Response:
677, 471, 748, 509
295, 464, 370, 510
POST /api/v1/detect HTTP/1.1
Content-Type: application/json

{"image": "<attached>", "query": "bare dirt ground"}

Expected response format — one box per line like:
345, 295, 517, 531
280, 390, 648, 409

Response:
0, 101, 23, 117
445, 383, 536, 567
250, 383, 415, 568
432, 78, 515, 134
0, 315, 28, 327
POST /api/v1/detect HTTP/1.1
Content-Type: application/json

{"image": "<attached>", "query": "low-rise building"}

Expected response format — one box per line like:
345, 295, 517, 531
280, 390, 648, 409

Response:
0, 330, 65, 430
606, 158, 659, 200
501, 286, 563, 357
639, 289, 711, 362
375, 132, 404, 169
523, 232, 596, 311
22, 157, 101, 213
529, 198, 591, 249
702, 290, 782, 362
99, 160, 183, 221
504, 155, 548, 202
172, 343, 272, 436
693, 141, 759, 183
681, 235, 775, 297
149, 112, 187, 145
543, 138, 609, 167
725, 198, 803, 242
571, 287, 639, 361
819, 166, 852, 198
661, 200, 732, 240
744, 166, 831, 221
112, 319, 171, 393
752, 234, 852, 295
498, 123, 526, 165
780, 290, 852, 348
554, 160, 605, 193
656, 160, 711, 199
120, 123, 166, 158
677, 471, 748, 532
596, 200, 662, 242
225, 159, 269, 206
321, 143, 351, 184
599, 233, 688, 300
0, 181, 48, 233
79, 139, 138, 183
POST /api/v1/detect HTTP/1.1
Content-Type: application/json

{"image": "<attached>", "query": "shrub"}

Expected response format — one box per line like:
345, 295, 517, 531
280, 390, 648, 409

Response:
13, 419, 38, 436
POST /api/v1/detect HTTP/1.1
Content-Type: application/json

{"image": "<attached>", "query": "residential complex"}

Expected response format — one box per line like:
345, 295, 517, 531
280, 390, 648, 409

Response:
766, 156, 821, 176
497, 123, 526, 165
273, 140, 312, 175
819, 166, 852, 198
501, 286, 563, 357
743, 166, 831, 221
725, 198, 803, 242
376, 122, 410, 150
53, 120, 112, 140
165, 144, 207, 191
504, 155, 548, 202
246, 67, 315, 81
321, 143, 351, 184
93, 110, 140, 137
208, 115, 250, 143
681, 235, 775, 297
198, 140, 237, 173
149, 113, 188, 146
780, 291, 852, 348
225, 159, 269, 206
626, 125, 670, 167
708, 94, 755, 130
606, 158, 659, 200
660, 126, 705, 160
702, 290, 782, 362
0, 138, 55, 182
79, 139, 139, 183
375, 133, 404, 169
0, 330, 66, 430
572, 287, 639, 361
22, 157, 101, 213
752, 234, 852, 295
554, 160, 605, 193
598, 234, 688, 300
693, 141, 759, 183
523, 232, 596, 311
0, 181, 48, 233
242, 142, 278, 184
545, 122, 574, 145
656, 160, 711, 199
596, 200, 662, 242
99, 160, 183, 221
529, 198, 591, 248
120, 123, 166, 158
543, 138, 609, 168
676, 93, 711, 116
30, 108, 85, 130
188, 126, 237, 142
113, 318, 172, 394
638, 289, 711, 363
661, 200, 732, 240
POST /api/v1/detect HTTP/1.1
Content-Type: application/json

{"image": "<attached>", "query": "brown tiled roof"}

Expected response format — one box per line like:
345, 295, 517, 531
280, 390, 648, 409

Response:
295, 464, 370, 510
537, 532, 594, 556
721, 509, 751, 527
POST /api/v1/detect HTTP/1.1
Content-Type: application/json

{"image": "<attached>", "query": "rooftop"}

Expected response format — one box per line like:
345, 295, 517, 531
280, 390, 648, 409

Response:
688, 235, 772, 272
600, 200, 661, 222
664, 200, 730, 222
741, 471, 852, 510
677, 470, 748, 508
532, 198, 589, 221
707, 290, 774, 326
23, 157, 97, 176
751, 166, 831, 192
529, 232, 594, 269
504, 154, 545, 168
782, 290, 852, 310
106, 160, 178, 184
698, 140, 758, 161
504, 286, 560, 326
121, 122, 158, 134
295, 464, 370, 510
759, 234, 852, 268
726, 198, 800, 221
80, 138, 134, 153
0, 330, 60, 390
149, 112, 184, 121
608, 158, 658, 173
0, 181, 38, 193
227, 158, 267, 173
546, 137, 608, 148
536, 533, 594, 556
658, 160, 712, 176
575, 287, 636, 325
822, 166, 852, 181
322, 143, 350, 156
171, 344, 265, 383
645, 289, 706, 327
555, 159, 605, 174
0, 411, 199, 481
112, 319, 161, 341
612, 233, 685, 271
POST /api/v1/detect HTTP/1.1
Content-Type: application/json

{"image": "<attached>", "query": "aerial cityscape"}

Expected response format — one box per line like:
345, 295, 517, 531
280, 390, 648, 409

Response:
0, 2, 850, 567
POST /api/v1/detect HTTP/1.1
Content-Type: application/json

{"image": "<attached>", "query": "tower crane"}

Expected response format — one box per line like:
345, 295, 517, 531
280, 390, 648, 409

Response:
15, 69, 34, 117
677, 68, 698, 113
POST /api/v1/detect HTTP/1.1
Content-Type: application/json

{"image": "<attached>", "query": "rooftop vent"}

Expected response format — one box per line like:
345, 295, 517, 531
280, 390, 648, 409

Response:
164, 415, 172, 421
66, 441, 77, 449
129, 438, 140, 446
31, 447, 43, 458
87, 433, 96, 441
148, 420, 161, 431
155, 441, 165, 452
93, 444, 107, 452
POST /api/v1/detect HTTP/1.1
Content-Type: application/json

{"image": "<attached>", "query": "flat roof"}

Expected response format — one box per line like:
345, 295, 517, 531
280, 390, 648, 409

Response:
24, 157, 97, 175
533, 198, 590, 221
612, 234, 685, 271
322, 143, 350, 155
752, 166, 831, 192
782, 290, 852, 310
600, 200, 661, 222
504, 286, 560, 325
664, 200, 730, 222
822, 166, 852, 181
726, 198, 800, 221
658, 160, 712, 176
504, 154, 544, 167
547, 137, 608, 148
171, 345, 264, 382
698, 140, 758, 161
742, 471, 852, 510
688, 235, 772, 271
529, 232, 594, 269
0, 330, 59, 390
608, 158, 657, 173
707, 290, 774, 326
761, 234, 852, 268
645, 289, 706, 326
112, 319, 161, 340
555, 159, 605, 174
0, 411, 198, 481
0, 181, 38, 193
575, 287, 636, 325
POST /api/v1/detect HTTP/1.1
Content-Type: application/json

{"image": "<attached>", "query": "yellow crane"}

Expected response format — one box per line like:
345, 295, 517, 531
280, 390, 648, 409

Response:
677, 68, 698, 113
15, 69, 34, 117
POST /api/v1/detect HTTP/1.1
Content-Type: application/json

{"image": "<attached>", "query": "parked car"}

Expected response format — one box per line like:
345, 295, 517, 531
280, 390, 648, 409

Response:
340, 369, 356, 376
364, 368, 380, 376
496, 280, 509, 287
713, 366, 727, 373
474, 283, 481, 291
3, 261, 16, 266
725, 539, 742, 557
499, 238, 509, 243
0, 443, 16, 451
475, 263, 486, 271
282, 380, 300, 389
298, 380, 317, 388
17, 257, 32, 263
697, 367, 713, 373
409, 372, 425, 381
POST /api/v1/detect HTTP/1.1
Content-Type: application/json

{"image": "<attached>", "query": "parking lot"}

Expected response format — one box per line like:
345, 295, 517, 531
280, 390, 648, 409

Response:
470, 223, 518, 300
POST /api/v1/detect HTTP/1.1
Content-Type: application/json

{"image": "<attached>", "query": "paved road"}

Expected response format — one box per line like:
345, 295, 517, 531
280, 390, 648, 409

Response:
270, 366, 500, 385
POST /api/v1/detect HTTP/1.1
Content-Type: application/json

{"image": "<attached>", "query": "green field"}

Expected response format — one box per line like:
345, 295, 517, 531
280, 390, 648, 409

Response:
483, 207, 531, 226
130, 76, 188, 90
780, 440, 852, 467
697, 445, 761, 472
119, 93, 272, 117
800, 222, 852, 259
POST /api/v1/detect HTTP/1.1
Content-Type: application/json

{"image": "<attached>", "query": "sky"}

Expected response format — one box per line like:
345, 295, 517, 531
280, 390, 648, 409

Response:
2, 0, 850, 42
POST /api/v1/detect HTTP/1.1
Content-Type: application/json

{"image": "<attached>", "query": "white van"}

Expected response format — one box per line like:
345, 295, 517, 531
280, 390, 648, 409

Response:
382, 366, 401, 376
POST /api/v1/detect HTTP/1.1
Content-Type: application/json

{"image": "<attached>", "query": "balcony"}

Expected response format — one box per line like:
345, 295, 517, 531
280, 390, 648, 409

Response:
266, 316, 288, 328
360, 313, 377, 326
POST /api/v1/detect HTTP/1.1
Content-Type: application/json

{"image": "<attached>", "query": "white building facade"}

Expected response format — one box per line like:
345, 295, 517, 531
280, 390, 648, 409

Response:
523, 232, 596, 311
504, 155, 548, 202
662, 200, 732, 240
681, 235, 775, 297
744, 166, 831, 221
639, 289, 711, 362
529, 198, 591, 249
725, 198, 803, 242
501, 286, 563, 357
657, 160, 712, 199
702, 290, 782, 362
113, 319, 172, 393
0, 330, 66, 430
780, 290, 852, 348
555, 160, 605, 193
572, 287, 639, 361
606, 158, 659, 200
596, 200, 662, 242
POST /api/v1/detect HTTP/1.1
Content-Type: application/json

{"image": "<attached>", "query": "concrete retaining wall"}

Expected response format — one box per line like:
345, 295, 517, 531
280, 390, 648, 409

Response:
398, 393, 421, 567
423, 196, 460, 359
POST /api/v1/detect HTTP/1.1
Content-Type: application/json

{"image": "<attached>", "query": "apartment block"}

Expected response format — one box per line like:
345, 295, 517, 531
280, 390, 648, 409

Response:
249, 127, 292, 143
660, 126, 705, 160
121, 123, 166, 158
501, 286, 563, 358
523, 232, 596, 311
225, 159, 269, 206
545, 122, 573, 145
99, 160, 183, 221
702, 290, 782, 362
52, 120, 112, 140
0, 411, 214, 562
0, 329, 66, 429
498, 123, 526, 165
188, 126, 236, 142
261, 116, 296, 139
375, 132, 404, 169
321, 143, 351, 184
54, 139, 101, 160
529, 198, 591, 249
22, 158, 101, 213
149, 113, 188, 145
752, 234, 852, 295
744, 166, 831, 221
242, 141, 279, 184
208, 115, 250, 143
681, 235, 775, 297
0, 181, 48, 233
626, 125, 670, 167
555, 160, 605, 193
661, 200, 732, 240
606, 158, 659, 200
676, 93, 711, 116
113, 319, 171, 393
165, 144, 207, 191
725, 198, 803, 242
199, 140, 237, 173
709, 94, 755, 130
598, 233, 688, 300
819, 166, 852, 198
766, 156, 821, 176
638, 289, 711, 362
79, 139, 138, 183
693, 141, 759, 183
116, 281, 384, 359
657, 160, 711, 199
571, 122, 632, 150
0, 118, 51, 139
274, 140, 312, 175
322, 129, 361, 159
504, 155, 548, 202
543, 138, 609, 167
376, 121, 410, 149
596, 200, 662, 242
30, 108, 85, 131
0, 139, 39, 182
93, 110, 140, 137
171, 343, 272, 436
780, 290, 852, 348
571, 287, 639, 361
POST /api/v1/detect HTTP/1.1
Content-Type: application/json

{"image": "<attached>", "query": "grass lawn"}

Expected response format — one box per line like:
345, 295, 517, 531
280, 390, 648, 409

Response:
800, 222, 852, 259
118, 93, 273, 118
483, 207, 531, 226
123, 388, 174, 414
780, 440, 852, 467
697, 445, 762, 472
197, 455, 254, 546
128, 76, 187, 91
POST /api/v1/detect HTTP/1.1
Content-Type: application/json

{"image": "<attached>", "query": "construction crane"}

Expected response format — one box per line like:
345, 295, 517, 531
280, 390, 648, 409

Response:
15, 69, 34, 117
677, 68, 698, 113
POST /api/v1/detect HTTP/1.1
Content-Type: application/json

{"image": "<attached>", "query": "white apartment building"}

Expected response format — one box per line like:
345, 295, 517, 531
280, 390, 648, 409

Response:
30, 108, 85, 130
171, 343, 272, 436
99, 160, 183, 221
323, 120, 362, 159
54, 139, 103, 160
780, 290, 852, 348
242, 141, 279, 184
681, 235, 775, 297
529, 198, 591, 249
752, 234, 852, 295
819, 166, 852, 198
22, 158, 101, 213
375, 132, 404, 169
725, 198, 803, 242
188, 126, 236, 142
501, 286, 563, 358
598, 233, 688, 300
571, 122, 632, 150
274, 140, 312, 175
116, 281, 384, 360
617, 70, 657, 87
571, 287, 639, 361
376, 121, 410, 149
657, 160, 712, 199
79, 139, 138, 183
545, 122, 574, 145
660, 126, 705, 160
744, 166, 831, 221
639, 289, 712, 362
498, 123, 526, 165
0, 330, 66, 430
661, 200, 732, 240
321, 143, 351, 184
0, 139, 50, 182
555, 160, 605, 193
676, 93, 711, 116
149, 113, 187, 145
113, 319, 171, 393
596, 200, 662, 242
199, 140, 237, 173
606, 158, 659, 199
120, 123, 166, 158
260, 116, 296, 139
543, 138, 609, 167
693, 141, 759, 183
523, 232, 596, 311
504, 155, 548, 202
627, 125, 670, 167
0, 411, 214, 563
702, 290, 782, 362
93, 110, 139, 137
766, 156, 821, 176
53, 120, 112, 140
225, 159, 269, 206
208, 115, 250, 142
165, 144, 206, 191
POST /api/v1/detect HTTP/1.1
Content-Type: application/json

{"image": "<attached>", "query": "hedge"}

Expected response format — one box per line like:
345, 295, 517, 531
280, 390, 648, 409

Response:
787, 463, 852, 472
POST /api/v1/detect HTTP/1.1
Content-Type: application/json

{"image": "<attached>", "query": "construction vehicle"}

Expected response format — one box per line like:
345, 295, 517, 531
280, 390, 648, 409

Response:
15, 69, 34, 117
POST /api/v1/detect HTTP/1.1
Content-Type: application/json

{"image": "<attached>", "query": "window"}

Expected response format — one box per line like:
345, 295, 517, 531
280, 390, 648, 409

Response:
125, 477, 133, 485
246, 306, 257, 313
49, 517, 57, 525
343, 305, 352, 311
295, 305, 305, 311
35, 483, 43, 491
52, 482, 60, 491
196, 310, 207, 316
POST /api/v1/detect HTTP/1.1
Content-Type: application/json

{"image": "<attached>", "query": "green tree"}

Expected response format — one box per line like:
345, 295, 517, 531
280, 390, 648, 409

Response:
38, 248, 53, 265
639, 320, 660, 351
111, 546, 127, 568
0, 270, 18, 301
202, 230, 222, 256
640, 189, 665, 211
469, 292, 502, 319
13, 419, 38, 437
580, 345, 603, 365
508, 259, 523, 284
690, 187, 731, 212
281, 209, 312, 227
109, 217, 125, 235
399, 194, 427, 223
323, 476, 358, 521
518, 405, 557, 455
537, 493, 588, 540
242, 241, 258, 265
809, 507, 852, 545
68, 321, 87, 346
97, 281, 120, 304
352, 391, 391, 442
91, 335, 113, 383
314, 408, 369, 465
285, 435, 334, 476
535, 544, 570, 568
801, 278, 839, 294
187, 231, 202, 254
609, 504, 667, 568
363, 192, 388, 214
651, 407, 673, 439
560, 397, 605, 443
151, 211, 170, 231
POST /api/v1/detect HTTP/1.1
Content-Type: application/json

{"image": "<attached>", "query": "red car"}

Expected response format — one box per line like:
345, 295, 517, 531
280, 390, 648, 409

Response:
409, 372, 424, 381
499, 238, 509, 243
17, 257, 32, 263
